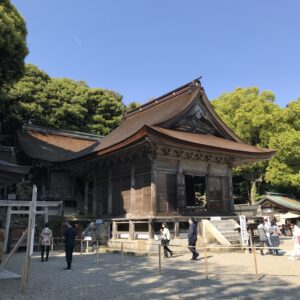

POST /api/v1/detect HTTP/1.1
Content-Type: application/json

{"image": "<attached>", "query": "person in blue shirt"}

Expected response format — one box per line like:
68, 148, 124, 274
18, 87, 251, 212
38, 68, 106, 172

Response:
63, 222, 76, 270
188, 217, 199, 260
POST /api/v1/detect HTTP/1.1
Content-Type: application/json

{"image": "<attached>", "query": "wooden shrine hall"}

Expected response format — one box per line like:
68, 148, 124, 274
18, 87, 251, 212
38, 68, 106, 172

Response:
49, 79, 275, 245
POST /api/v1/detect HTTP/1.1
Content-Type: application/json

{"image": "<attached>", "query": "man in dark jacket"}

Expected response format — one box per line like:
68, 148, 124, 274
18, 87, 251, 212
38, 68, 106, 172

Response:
63, 222, 76, 270
188, 217, 199, 260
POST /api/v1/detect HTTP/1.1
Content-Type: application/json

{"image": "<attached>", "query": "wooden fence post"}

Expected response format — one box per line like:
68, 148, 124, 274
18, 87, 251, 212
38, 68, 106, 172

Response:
249, 234, 259, 280
204, 246, 208, 279
158, 245, 161, 275
21, 185, 37, 293
96, 241, 99, 264
121, 242, 124, 266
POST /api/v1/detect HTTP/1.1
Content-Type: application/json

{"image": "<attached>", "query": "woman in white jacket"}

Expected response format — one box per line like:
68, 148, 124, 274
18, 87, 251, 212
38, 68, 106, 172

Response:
289, 220, 300, 260
160, 223, 173, 258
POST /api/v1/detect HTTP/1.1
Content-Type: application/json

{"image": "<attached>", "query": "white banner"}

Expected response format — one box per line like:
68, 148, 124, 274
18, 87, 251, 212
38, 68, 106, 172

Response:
239, 215, 249, 247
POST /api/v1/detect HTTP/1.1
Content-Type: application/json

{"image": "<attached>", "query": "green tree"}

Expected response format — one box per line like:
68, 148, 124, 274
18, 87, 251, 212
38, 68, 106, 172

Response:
212, 87, 283, 203
282, 97, 300, 131
0, 0, 28, 89
1, 64, 125, 144
265, 128, 300, 192
86, 88, 124, 135
126, 101, 142, 111
263, 98, 300, 197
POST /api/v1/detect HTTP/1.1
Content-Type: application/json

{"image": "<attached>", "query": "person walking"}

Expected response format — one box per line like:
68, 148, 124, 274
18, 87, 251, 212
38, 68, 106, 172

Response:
270, 220, 281, 255
40, 223, 53, 262
264, 218, 273, 247
188, 217, 199, 260
257, 218, 272, 255
160, 223, 173, 258
288, 219, 300, 260
63, 222, 76, 270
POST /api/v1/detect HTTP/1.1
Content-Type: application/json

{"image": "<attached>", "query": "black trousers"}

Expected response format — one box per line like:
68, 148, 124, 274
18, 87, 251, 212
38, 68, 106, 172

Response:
188, 239, 199, 258
65, 245, 74, 269
41, 245, 50, 261
161, 240, 172, 257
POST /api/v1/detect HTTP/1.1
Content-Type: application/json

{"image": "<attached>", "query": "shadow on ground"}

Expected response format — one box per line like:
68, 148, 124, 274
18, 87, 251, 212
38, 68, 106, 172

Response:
0, 251, 299, 300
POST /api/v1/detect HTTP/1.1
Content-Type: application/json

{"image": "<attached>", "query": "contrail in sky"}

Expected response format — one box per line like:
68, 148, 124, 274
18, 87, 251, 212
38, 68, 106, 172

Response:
69, 30, 82, 46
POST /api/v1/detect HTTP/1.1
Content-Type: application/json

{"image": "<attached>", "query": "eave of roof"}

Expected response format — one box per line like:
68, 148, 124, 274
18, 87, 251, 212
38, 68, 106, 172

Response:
17, 126, 101, 162
0, 160, 30, 187
147, 126, 275, 158
0, 160, 30, 174
82, 125, 274, 161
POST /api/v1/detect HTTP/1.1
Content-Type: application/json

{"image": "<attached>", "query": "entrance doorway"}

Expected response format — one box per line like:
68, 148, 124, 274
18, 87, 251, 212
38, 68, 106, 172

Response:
185, 175, 207, 209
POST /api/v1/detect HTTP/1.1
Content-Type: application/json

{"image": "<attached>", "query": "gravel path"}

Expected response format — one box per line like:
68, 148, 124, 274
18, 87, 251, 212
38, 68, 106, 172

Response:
0, 242, 299, 300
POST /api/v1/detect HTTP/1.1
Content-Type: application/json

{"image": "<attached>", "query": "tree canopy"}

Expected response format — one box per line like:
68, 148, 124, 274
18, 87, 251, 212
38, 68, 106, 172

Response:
212, 87, 300, 201
126, 101, 142, 112
1, 64, 125, 144
0, 0, 28, 89
212, 87, 282, 147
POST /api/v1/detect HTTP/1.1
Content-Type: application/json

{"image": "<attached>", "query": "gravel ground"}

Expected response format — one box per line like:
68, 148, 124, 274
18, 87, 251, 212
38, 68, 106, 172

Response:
0, 240, 299, 300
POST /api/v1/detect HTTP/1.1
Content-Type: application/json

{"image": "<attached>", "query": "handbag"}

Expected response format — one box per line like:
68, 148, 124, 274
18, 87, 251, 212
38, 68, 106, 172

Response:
161, 239, 169, 246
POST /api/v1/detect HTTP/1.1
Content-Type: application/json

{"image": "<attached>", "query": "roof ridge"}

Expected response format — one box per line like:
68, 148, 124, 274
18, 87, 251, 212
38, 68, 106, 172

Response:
125, 79, 201, 119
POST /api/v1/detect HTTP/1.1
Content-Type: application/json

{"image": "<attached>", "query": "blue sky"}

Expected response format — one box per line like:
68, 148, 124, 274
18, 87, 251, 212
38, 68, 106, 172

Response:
12, 0, 300, 107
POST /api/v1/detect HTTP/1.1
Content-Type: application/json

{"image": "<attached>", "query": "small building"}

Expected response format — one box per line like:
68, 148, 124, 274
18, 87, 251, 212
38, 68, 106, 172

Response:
257, 193, 300, 216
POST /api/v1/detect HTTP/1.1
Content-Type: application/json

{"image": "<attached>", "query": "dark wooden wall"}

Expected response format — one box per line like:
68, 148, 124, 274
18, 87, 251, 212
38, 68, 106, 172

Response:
156, 173, 177, 213
91, 155, 233, 218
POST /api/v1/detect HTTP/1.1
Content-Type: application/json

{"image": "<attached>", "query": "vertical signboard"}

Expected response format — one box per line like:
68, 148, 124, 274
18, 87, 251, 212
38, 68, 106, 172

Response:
239, 215, 249, 247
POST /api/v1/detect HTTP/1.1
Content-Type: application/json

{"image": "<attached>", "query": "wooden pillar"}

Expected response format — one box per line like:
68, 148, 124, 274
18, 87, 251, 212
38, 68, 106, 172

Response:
59, 202, 63, 216
92, 172, 97, 216
174, 221, 180, 239
112, 221, 117, 239
129, 220, 134, 240
176, 160, 185, 210
227, 165, 234, 213
3, 206, 11, 253
206, 163, 211, 211
148, 219, 154, 240
108, 169, 112, 215
84, 180, 89, 214
4, 186, 7, 199
130, 164, 135, 214
44, 207, 48, 224
150, 159, 157, 214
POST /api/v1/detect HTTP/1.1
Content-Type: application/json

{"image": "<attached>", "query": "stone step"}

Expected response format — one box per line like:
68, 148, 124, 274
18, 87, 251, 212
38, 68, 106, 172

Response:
222, 233, 240, 238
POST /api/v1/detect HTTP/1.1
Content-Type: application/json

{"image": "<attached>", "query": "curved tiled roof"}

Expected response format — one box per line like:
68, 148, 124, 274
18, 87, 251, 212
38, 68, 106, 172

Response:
17, 80, 275, 165
257, 195, 300, 213
93, 82, 199, 152
17, 126, 101, 162
89, 125, 274, 164
93, 80, 246, 155
147, 126, 275, 157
